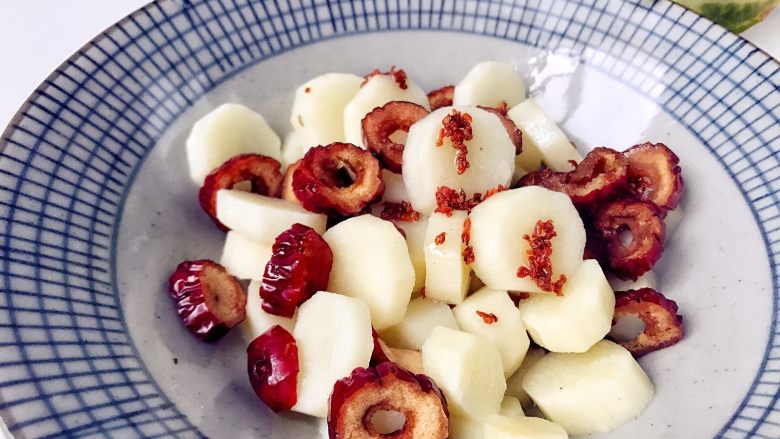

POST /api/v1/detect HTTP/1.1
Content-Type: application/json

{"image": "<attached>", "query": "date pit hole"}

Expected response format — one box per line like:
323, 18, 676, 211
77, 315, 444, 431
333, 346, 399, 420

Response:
610, 314, 645, 342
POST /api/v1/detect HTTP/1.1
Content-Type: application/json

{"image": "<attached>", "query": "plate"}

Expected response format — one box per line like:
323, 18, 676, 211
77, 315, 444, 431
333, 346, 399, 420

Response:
0, 0, 778, 437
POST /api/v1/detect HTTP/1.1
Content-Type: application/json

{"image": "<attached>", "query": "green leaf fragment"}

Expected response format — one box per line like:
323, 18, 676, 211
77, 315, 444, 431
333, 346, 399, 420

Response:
674, 0, 779, 32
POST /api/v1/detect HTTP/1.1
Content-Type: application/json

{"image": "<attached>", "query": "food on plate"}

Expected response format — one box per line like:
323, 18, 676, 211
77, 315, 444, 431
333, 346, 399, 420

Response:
186, 103, 281, 185
323, 215, 415, 330
327, 362, 449, 438
522, 340, 654, 435
292, 143, 385, 215
504, 348, 546, 408
426, 85, 454, 110
260, 223, 333, 317
362, 101, 429, 173
611, 288, 684, 356
247, 325, 300, 412
168, 259, 247, 341
171, 62, 688, 437
469, 186, 586, 293
292, 291, 373, 417
394, 217, 428, 292
290, 73, 363, 149
624, 142, 684, 213
452, 287, 530, 376
344, 67, 430, 148
593, 198, 665, 280
520, 147, 628, 209
498, 396, 525, 418
518, 260, 615, 353
479, 105, 523, 154
219, 231, 273, 280
422, 326, 506, 421
423, 211, 472, 304
452, 61, 527, 109
402, 106, 515, 215
507, 98, 582, 172
241, 280, 295, 340
199, 153, 283, 229
215, 188, 326, 242
482, 414, 568, 439
371, 332, 426, 374
380, 297, 459, 350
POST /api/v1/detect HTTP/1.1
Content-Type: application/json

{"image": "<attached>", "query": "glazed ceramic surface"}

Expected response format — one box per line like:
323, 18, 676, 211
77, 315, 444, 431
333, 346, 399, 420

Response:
0, 0, 778, 438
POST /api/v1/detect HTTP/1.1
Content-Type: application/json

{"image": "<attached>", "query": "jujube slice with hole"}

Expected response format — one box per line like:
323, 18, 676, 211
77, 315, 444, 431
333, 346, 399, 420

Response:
520, 147, 628, 209
292, 143, 385, 215
168, 259, 247, 341
612, 288, 684, 356
594, 199, 665, 280
199, 153, 283, 230
362, 101, 429, 173
624, 142, 683, 212
328, 362, 449, 439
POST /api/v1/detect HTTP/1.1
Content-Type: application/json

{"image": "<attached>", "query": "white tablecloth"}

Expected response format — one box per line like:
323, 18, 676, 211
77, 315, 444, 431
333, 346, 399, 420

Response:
0, 1, 778, 437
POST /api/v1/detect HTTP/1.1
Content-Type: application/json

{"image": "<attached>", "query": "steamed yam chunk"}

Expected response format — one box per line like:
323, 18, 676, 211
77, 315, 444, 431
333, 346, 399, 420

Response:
482, 415, 568, 439
216, 189, 327, 242
453, 287, 530, 376
519, 260, 615, 353
323, 215, 415, 329
424, 211, 471, 304
219, 231, 273, 280
281, 129, 307, 168
240, 280, 295, 340
499, 396, 526, 418
396, 218, 428, 292
450, 415, 485, 439
522, 340, 654, 435
380, 169, 410, 203
402, 106, 516, 215
453, 61, 527, 108
290, 73, 363, 149
505, 348, 546, 408
187, 103, 281, 185
507, 99, 582, 172
422, 326, 506, 421
469, 187, 585, 293
380, 297, 459, 350
343, 72, 429, 148
293, 292, 373, 417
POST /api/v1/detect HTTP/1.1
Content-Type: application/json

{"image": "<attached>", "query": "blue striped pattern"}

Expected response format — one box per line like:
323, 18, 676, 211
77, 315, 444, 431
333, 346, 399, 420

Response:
0, 0, 777, 437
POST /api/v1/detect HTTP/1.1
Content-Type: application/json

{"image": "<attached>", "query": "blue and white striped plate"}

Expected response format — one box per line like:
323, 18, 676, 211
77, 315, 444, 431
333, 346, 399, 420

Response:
0, 0, 778, 437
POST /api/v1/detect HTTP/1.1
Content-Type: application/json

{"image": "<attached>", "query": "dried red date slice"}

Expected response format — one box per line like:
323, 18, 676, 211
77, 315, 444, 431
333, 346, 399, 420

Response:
520, 147, 628, 209
292, 143, 385, 215
625, 142, 683, 212
479, 106, 523, 154
612, 288, 684, 356
328, 362, 449, 439
281, 160, 301, 204
199, 154, 283, 230
362, 101, 429, 173
247, 325, 300, 412
594, 199, 665, 280
427, 85, 454, 111
261, 224, 333, 317
168, 260, 246, 341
